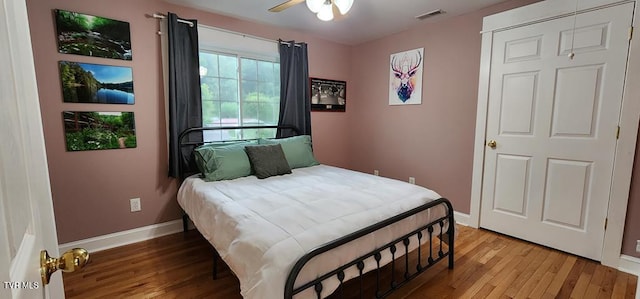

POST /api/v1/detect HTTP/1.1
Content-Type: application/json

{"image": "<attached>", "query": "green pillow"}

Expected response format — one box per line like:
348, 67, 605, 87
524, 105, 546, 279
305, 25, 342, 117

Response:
194, 142, 254, 181
194, 141, 251, 175
258, 135, 319, 169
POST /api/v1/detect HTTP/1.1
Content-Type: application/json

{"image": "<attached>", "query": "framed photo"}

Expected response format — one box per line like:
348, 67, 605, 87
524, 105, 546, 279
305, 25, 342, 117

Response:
54, 9, 132, 60
389, 47, 423, 105
310, 78, 346, 112
59, 61, 134, 104
63, 111, 137, 151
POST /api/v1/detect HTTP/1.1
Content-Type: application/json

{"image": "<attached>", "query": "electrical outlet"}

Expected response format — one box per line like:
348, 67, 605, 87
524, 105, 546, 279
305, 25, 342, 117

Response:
636, 240, 640, 253
374, 170, 379, 176
130, 198, 141, 212
409, 177, 416, 184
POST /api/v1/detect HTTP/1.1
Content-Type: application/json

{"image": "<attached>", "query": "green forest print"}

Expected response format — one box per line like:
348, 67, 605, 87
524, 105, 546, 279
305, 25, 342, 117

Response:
64, 111, 136, 151
55, 9, 132, 60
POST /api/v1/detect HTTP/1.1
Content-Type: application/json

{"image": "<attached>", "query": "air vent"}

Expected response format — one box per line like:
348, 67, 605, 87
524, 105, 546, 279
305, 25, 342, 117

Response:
415, 9, 445, 20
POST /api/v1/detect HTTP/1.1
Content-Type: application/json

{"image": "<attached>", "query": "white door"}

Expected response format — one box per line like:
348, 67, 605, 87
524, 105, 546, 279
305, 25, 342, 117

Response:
1, 0, 65, 298
480, 2, 633, 261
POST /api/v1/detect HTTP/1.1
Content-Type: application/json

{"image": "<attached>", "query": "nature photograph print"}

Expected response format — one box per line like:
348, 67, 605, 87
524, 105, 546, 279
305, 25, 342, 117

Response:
63, 111, 136, 152
55, 9, 132, 60
60, 61, 134, 104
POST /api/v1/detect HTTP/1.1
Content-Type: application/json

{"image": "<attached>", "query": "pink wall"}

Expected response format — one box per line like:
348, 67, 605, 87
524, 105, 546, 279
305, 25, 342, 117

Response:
26, 0, 350, 243
346, 0, 541, 214
623, 126, 640, 258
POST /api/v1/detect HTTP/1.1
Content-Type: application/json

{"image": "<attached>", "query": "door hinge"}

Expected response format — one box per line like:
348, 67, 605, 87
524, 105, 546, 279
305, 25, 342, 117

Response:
629, 26, 634, 41
605, 218, 608, 230
616, 126, 620, 139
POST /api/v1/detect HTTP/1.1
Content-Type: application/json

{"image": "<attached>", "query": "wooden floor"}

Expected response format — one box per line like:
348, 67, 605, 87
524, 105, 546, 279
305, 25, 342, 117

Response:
63, 225, 637, 298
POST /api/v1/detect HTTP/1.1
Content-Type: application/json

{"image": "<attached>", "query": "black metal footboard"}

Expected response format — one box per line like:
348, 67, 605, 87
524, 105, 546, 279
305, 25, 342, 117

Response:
284, 198, 455, 299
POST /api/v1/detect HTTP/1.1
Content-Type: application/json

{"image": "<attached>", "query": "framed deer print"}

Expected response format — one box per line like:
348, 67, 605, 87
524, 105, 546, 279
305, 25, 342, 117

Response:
389, 48, 423, 105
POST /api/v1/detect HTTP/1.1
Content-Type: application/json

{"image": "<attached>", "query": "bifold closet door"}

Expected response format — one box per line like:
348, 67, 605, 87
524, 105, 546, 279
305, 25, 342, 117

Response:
480, 2, 633, 260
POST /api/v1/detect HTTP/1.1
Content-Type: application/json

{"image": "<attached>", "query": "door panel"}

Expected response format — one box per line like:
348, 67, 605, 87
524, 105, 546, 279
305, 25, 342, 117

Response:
494, 154, 531, 217
543, 159, 591, 229
500, 72, 538, 135
551, 65, 603, 137
0, 0, 64, 298
480, 2, 633, 260
558, 23, 609, 55
504, 35, 543, 63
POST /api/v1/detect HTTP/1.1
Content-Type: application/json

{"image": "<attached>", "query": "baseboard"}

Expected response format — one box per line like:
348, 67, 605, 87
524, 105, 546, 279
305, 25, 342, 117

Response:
619, 255, 640, 299
454, 211, 470, 226
58, 219, 193, 253
619, 254, 640, 276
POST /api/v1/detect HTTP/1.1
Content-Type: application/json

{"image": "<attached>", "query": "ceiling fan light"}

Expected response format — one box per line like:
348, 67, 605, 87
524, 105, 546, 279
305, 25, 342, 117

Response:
317, 3, 334, 21
334, 0, 353, 15
306, 0, 324, 13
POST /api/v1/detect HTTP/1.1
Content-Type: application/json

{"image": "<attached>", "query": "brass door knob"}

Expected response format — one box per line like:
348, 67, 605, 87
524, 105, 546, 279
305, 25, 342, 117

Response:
40, 248, 89, 285
487, 140, 497, 149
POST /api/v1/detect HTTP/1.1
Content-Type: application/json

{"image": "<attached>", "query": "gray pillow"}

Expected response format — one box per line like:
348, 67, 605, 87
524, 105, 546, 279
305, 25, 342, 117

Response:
244, 144, 292, 179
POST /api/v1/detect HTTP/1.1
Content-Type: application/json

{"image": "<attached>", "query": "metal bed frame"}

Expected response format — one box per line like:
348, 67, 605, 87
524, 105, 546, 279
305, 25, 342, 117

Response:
177, 125, 455, 299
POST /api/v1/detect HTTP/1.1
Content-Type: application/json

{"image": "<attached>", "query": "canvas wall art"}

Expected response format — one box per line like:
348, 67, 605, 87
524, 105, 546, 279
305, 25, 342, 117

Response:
55, 9, 132, 60
63, 111, 136, 151
389, 48, 424, 105
310, 77, 346, 112
59, 61, 134, 104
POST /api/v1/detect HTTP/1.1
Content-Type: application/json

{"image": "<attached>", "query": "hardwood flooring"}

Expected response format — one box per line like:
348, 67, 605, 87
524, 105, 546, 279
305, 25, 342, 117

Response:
63, 225, 637, 298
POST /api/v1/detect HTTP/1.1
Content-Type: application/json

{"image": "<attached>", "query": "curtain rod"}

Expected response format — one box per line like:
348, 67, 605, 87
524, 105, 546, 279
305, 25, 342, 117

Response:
150, 14, 303, 47
197, 24, 302, 47
150, 13, 194, 27
278, 39, 304, 47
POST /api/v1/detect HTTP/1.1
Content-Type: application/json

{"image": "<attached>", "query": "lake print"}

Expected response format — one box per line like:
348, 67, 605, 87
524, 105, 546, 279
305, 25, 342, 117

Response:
59, 61, 134, 104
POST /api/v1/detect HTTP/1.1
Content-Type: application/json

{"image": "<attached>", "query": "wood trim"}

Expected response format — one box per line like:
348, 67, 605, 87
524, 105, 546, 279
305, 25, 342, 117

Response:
619, 255, 640, 276
618, 255, 640, 297
469, 31, 494, 229
603, 0, 640, 267
482, 0, 634, 32
453, 211, 470, 226
58, 220, 193, 253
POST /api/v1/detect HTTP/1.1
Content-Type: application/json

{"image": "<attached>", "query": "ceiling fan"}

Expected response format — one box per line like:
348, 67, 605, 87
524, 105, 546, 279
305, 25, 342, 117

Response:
269, 0, 354, 21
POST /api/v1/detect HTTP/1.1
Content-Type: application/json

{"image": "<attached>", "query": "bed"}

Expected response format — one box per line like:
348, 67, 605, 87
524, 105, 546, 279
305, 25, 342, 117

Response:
176, 126, 455, 298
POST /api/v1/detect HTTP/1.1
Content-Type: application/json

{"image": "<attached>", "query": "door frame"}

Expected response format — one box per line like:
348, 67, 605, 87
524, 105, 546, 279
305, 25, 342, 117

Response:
469, 0, 640, 267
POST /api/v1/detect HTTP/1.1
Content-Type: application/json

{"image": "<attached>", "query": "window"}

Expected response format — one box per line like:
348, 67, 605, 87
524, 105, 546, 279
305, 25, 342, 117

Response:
198, 26, 280, 141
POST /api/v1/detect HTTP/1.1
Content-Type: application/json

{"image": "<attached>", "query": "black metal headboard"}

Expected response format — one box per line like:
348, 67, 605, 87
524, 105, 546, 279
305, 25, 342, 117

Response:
177, 125, 301, 179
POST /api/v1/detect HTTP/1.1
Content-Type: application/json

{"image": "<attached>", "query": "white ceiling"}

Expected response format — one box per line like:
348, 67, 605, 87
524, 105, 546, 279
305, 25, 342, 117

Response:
165, 0, 512, 45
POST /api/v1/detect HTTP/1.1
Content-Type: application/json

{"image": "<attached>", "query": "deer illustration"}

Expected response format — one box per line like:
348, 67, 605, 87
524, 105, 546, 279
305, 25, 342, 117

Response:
391, 50, 422, 102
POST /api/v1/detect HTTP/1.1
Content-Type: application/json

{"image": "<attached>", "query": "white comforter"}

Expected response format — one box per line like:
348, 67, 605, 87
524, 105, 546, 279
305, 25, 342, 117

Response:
177, 165, 447, 298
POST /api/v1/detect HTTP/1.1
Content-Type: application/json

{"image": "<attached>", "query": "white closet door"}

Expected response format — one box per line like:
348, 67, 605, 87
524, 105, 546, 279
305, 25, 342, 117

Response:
480, 2, 632, 260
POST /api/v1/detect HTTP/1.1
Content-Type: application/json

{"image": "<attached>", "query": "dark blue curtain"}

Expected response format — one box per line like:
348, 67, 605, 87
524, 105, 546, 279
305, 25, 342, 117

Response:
167, 12, 202, 178
277, 40, 311, 138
